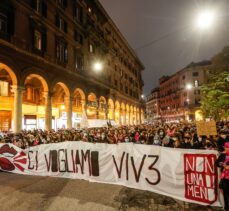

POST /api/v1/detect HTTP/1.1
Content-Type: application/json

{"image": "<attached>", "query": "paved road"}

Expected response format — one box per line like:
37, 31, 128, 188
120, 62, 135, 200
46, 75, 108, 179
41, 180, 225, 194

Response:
0, 172, 222, 211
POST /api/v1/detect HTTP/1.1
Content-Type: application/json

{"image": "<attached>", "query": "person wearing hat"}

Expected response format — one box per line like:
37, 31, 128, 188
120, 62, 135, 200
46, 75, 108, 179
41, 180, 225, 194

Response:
216, 142, 229, 211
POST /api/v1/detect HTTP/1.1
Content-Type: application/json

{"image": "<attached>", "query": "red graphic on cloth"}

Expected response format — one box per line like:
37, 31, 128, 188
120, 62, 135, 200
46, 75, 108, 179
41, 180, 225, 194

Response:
184, 154, 218, 204
0, 144, 27, 172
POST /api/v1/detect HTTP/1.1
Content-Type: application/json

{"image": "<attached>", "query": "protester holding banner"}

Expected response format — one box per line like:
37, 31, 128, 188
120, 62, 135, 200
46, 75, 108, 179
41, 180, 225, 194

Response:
0, 122, 228, 151
216, 142, 229, 211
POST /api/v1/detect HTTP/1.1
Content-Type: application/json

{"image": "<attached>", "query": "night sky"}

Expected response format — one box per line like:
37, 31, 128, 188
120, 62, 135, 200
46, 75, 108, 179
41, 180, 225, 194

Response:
99, 0, 229, 95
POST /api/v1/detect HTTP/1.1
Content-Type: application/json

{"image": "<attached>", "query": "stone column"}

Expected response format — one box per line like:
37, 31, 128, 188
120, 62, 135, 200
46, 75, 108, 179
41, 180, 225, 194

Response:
11, 85, 24, 133
96, 99, 99, 119
119, 109, 122, 125
139, 109, 142, 124
65, 96, 72, 129
105, 106, 108, 120
126, 111, 130, 125
123, 109, 126, 125
43, 92, 52, 131
82, 99, 87, 114
136, 111, 139, 125
111, 108, 115, 120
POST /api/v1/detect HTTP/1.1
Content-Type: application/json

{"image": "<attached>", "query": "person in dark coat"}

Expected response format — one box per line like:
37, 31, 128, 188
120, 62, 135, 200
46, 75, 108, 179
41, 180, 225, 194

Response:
216, 142, 229, 211
217, 130, 229, 152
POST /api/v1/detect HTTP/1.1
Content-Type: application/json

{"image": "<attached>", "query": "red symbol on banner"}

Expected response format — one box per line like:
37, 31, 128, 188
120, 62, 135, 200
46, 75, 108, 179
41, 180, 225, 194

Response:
184, 154, 218, 204
0, 144, 27, 172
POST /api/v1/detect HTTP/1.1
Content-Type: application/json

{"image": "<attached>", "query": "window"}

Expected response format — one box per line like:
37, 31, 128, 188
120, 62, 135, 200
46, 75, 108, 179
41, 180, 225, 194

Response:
89, 43, 94, 53
120, 83, 123, 91
195, 98, 200, 105
194, 80, 199, 87
125, 86, 128, 94
56, 15, 67, 33
0, 111, 11, 131
56, 40, 68, 64
0, 81, 8, 96
120, 69, 123, 77
194, 90, 200, 95
0, 13, 7, 33
24, 115, 37, 130
34, 30, 42, 50
74, 3, 83, 23
79, 34, 83, 44
35, 0, 41, 13
32, 28, 46, 53
58, 0, 67, 8
74, 30, 83, 44
76, 56, 83, 70
114, 80, 118, 86
182, 75, 185, 80
193, 72, 199, 77
31, 0, 47, 17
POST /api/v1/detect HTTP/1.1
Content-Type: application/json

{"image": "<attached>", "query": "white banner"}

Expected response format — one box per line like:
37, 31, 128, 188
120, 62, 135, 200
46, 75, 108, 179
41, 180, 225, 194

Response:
0, 142, 223, 207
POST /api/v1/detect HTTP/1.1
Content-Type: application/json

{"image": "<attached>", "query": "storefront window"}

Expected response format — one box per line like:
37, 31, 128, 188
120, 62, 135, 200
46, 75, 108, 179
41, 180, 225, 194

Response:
24, 115, 37, 130
0, 80, 8, 96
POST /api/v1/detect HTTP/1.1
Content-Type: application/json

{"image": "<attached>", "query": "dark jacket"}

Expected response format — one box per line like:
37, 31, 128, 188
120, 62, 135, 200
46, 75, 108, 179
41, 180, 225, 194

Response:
217, 137, 227, 152
216, 153, 227, 173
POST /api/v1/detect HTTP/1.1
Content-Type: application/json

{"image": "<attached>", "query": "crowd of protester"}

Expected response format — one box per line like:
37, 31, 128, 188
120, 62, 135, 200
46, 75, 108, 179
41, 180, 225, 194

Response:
0, 121, 229, 209
0, 121, 228, 151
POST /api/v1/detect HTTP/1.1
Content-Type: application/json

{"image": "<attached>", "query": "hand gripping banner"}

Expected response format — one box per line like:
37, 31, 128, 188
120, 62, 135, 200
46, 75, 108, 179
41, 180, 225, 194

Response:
0, 142, 223, 207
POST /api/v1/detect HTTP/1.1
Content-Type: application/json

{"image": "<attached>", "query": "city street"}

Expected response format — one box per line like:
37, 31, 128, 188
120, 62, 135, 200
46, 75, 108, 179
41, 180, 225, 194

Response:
0, 0, 228, 211
0, 172, 222, 211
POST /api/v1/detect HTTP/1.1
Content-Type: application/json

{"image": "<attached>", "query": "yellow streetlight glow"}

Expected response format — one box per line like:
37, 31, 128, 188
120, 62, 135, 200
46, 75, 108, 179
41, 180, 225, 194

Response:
60, 105, 65, 110
196, 10, 216, 30
93, 62, 103, 72
185, 84, 193, 90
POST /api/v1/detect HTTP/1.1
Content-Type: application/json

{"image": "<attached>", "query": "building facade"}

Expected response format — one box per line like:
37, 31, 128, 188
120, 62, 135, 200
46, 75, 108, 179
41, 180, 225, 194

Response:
146, 61, 210, 122
178, 61, 210, 121
0, 0, 144, 132
159, 74, 181, 122
146, 87, 160, 122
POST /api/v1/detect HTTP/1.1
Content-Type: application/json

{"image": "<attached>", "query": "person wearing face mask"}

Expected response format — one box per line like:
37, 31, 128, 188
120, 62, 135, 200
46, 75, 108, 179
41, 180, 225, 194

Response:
153, 133, 161, 146
100, 132, 108, 143
124, 136, 130, 143
218, 130, 229, 152
183, 132, 193, 149
159, 128, 165, 138
216, 142, 229, 211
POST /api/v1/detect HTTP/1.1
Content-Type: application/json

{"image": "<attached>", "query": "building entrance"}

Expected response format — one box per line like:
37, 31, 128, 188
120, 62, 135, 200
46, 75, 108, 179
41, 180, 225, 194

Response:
0, 110, 11, 131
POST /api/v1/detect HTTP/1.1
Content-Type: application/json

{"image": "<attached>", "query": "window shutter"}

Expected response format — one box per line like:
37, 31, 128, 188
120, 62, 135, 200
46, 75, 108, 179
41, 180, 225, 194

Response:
80, 7, 83, 23
31, 0, 36, 9
31, 28, 35, 48
63, 0, 67, 8
64, 21, 67, 33
8, 9, 14, 35
42, 30, 47, 52
56, 14, 59, 27
73, 4, 76, 17
42, 2, 47, 18
64, 45, 68, 63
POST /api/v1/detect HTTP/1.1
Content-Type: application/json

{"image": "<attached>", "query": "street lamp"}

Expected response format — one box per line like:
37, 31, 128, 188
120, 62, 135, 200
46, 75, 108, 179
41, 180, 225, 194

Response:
60, 104, 65, 110
93, 62, 103, 72
196, 10, 216, 30
185, 83, 193, 90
